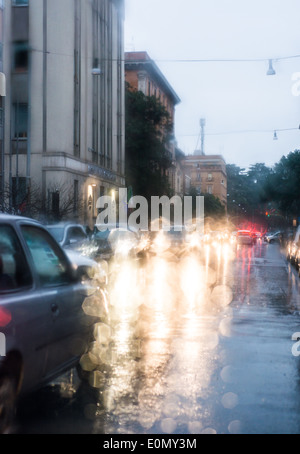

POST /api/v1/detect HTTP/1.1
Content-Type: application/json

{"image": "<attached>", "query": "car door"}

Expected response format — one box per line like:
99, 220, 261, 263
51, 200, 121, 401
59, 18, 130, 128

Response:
20, 224, 91, 380
0, 223, 50, 392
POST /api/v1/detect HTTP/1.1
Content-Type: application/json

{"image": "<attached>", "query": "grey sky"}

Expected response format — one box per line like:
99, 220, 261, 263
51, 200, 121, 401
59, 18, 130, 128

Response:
124, 0, 300, 170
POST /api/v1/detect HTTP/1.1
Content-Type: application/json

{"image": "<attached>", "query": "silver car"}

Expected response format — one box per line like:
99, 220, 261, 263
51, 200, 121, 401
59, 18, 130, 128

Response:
0, 215, 97, 432
46, 223, 89, 249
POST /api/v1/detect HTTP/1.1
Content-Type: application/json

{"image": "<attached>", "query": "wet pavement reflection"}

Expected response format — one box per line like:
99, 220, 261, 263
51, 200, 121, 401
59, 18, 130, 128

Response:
15, 239, 300, 434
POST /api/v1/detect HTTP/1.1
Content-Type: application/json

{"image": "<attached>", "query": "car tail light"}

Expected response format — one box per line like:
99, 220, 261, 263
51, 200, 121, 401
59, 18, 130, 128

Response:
0, 307, 12, 328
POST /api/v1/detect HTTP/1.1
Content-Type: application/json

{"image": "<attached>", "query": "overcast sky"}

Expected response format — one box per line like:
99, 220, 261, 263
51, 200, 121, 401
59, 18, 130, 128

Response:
124, 0, 300, 170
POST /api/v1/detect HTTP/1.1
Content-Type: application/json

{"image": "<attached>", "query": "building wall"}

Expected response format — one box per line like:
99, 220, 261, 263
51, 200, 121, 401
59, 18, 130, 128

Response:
0, 0, 4, 203
183, 155, 228, 209
125, 51, 180, 196
3, 0, 125, 225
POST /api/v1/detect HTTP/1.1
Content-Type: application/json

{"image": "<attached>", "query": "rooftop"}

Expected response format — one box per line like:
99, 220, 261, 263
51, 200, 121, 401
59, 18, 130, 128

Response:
125, 51, 181, 105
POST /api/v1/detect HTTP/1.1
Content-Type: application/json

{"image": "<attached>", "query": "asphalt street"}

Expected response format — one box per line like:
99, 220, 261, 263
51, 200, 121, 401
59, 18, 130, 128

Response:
14, 239, 300, 435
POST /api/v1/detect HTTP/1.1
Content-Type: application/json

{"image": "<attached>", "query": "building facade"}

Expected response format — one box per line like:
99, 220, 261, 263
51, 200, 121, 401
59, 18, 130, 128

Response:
2, 0, 125, 226
183, 154, 228, 210
125, 51, 181, 195
0, 0, 5, 205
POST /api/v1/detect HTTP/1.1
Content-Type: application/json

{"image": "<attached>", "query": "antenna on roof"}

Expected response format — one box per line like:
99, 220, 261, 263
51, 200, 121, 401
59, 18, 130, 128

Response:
200, 118, 206, 155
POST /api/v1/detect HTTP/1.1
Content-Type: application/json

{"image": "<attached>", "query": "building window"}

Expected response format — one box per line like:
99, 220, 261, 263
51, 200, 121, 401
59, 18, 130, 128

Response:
207, 185, 213, 194
13, 41, 29, 72
207, 173, 213, 181
13, 0, 29, 5
13, 103, 28, 138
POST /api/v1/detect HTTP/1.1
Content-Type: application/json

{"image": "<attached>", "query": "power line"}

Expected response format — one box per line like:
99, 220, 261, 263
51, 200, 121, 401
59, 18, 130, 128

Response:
154, 54, 300, 64
32, 48, 300, 64
179, 127, 299, 138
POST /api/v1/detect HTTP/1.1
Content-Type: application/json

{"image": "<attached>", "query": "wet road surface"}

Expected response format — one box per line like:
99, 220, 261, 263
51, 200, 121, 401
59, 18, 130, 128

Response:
14, 239, 300, 434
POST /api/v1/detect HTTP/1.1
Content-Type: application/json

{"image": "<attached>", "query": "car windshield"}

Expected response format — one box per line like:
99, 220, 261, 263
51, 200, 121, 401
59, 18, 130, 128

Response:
93, 230, 110, 240
47, 227, 65, 243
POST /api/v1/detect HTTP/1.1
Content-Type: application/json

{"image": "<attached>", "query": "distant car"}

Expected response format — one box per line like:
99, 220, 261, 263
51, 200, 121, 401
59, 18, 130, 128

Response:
64, 249, 107, 284
91, 225, 139, 260
46, 223, 89, 250
265, 231, 282, 244
236, 230, 253, 245
165, 226, 187, 248
0, 215, 97, 433
287, 226, 300, 265
253, 231, 262, 240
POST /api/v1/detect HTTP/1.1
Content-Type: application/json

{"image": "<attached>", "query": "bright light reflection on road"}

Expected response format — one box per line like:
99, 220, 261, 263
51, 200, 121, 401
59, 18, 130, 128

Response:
79, 228, 239, 434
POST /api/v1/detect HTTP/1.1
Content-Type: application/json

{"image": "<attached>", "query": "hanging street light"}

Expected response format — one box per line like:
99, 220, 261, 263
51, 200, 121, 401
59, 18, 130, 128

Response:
267, 59, 276, 76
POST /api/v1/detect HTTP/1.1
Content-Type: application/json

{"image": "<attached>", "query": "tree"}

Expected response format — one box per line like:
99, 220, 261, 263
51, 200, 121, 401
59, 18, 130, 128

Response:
226, 163, 272, 223
188, 186, 225, 218
226, 164, 250, 215
0, 181, 84, 223
263, 150, 300, 219
125, 83, 173, 201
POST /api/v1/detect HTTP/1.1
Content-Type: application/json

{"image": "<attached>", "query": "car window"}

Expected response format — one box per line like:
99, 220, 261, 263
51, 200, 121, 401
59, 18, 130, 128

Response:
94, 230, 110, 240
66, 227, 87, 243
21, 225, 72, 287
47, 227, 64, 243
0, 225, 33, 293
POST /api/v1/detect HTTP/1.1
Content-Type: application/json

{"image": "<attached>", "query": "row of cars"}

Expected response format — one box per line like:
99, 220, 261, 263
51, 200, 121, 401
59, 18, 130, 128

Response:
0, 216, 109, 433
235, 229, 263, 245
286, 226, 300, 277
0, 217, 213, 432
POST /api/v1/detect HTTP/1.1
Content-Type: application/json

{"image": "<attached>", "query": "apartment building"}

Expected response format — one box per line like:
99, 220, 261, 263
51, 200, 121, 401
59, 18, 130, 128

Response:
0, 0, 5, 205
2, 0, 125, 225
125, 51, 181, 195
183, 154, 228, 210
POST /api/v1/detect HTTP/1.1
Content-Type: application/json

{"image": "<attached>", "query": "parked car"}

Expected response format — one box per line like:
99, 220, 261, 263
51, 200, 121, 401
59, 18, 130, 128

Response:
236, 230, 253, 245
294, 246, 300, 274
46, 223, 89, 250
265, 231, 282, 244
91, 225, 139, 260
64, 249, 108, 285
0, 215, 98, 432
286, 226, 300, 265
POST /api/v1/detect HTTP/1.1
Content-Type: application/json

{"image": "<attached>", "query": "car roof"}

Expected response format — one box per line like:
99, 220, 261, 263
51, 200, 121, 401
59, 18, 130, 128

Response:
46, 223, 83, 228
0, 214, 40, 224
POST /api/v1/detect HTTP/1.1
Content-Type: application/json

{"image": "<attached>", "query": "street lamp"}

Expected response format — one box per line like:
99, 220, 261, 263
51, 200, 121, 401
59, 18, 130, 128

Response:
267, 59, 276, 76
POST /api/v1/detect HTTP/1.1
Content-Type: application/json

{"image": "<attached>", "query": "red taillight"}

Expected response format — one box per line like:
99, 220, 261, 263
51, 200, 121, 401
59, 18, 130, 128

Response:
0, 307, 12, 328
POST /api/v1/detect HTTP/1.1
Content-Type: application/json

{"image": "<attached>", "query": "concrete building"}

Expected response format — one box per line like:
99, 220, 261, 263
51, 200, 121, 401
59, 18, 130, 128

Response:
2, 0, 125, 226
0, 0, 5, 205
125, 51, 181, 195
183, 154, 228, 210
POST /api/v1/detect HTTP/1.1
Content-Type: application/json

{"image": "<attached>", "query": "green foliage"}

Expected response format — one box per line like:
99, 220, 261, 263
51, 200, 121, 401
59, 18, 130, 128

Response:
263, 150, 300, 217
125, 83, 173, 200
226, 163, 271, 217
188, 187, 225, 218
